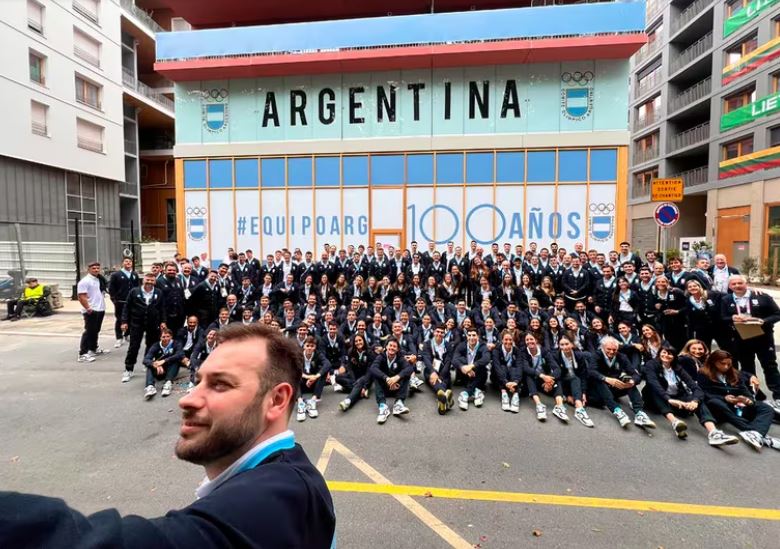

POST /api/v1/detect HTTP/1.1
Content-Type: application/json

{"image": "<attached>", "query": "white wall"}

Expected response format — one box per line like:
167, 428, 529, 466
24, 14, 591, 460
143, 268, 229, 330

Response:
0, 0, 124, 181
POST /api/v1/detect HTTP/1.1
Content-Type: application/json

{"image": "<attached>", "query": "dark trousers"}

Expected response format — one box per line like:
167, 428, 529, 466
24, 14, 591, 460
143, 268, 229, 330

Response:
641, 386, 715, 425
79, 311, 105, 355
299, 373, 328, 399
426, 372, 450, 394
145, 361, 181, 386
734, 334, 780, 400
588, 379, 644, 413
706, 398, 774, 437
460, 364, 488, 396
336, 373, 372, 406
124, 324, 160, 372
526, 375, 562, 398
374, 377, 410, 405
5, 299, 22, 319
561, 375, 584, 401
113, 302, 126, 340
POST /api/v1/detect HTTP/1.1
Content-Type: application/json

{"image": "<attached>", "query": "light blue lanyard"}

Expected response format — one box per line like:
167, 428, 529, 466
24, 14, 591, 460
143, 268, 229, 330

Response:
235, 433, 296, 474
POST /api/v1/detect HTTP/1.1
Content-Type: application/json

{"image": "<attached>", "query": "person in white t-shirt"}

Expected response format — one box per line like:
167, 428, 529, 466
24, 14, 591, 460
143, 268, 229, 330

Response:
77, 262, 107, 362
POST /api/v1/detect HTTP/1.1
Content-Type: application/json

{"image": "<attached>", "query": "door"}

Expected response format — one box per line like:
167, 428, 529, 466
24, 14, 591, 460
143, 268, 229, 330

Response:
716, 206, 750, 264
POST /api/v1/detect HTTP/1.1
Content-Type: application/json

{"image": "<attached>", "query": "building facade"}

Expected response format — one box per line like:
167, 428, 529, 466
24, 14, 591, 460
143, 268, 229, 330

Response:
155, 1, 646, 262
0, 0, 180, 272
628, 0, 780, 269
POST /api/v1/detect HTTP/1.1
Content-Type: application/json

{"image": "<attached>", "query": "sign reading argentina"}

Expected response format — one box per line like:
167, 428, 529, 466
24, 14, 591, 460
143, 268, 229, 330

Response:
179, 60, 628, 143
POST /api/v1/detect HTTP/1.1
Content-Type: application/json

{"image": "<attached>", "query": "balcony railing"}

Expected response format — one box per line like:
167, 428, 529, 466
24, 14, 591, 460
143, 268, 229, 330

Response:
631, 181, 651, 200
633, 146, 660, 165
74, 45, 100, 67
670, 32, 713, 74
671, 0, 712, 35
77, 136, 103, 153
634, 110, 660, 132
119, 181, 138, 196
674, 165, 709, 187
646, 0, 665, 21
124, 138, 137, 154
122, 67, 174, 112
669, 122, 710, 151
120, 0, 164, 34
635, 71, 663, 99
634, 39, 663, 65
669, 77, 711, 113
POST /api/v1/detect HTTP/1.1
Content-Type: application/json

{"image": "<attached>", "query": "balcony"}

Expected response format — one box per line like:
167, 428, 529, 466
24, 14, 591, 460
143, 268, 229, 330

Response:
669, 32, 712, 74
646, 0, 666, 22
119, 180, 138, 197
631, 180, 652, 200
633, 146, 660, 165
635, 71, 663, 99
634, 39, 663, 66
124, 138, 137, 155
674, 165, 709, 187
122, 67, 174, 112
670, 0, 712, 36
120, 0, 164, 34
669, 77, 711, 113
634, 110, 661, 132
669, 122, 710, 152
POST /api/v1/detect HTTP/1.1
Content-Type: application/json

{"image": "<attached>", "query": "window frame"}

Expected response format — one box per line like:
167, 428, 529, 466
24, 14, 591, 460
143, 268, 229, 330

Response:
30, 100, 48, 137
76, 117, 105, 153
725, 0, 748, 19
75, 74, 102, 110
73, 27, 101, 68
723, 33, 758, 67
769, 126, 780, 148
73, 0, 100, 24
28, 49, 46, 86
721, 134, 754, 161
722, 83, 757, 114
27, 0, 44, 35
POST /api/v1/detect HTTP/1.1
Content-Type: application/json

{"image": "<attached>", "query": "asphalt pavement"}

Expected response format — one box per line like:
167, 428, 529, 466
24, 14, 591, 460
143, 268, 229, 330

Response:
1, 312, 779, 548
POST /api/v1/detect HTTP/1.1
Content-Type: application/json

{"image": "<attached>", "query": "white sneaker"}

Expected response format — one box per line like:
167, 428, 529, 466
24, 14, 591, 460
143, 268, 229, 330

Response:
739, 430, 763, 452
296, 400, 306, 422
536, 403, 547, 421
708, 429, 739, 446
634, 411, 656, 429
671, 418, 688, 439
332, 383, 344, 393
114, 339, 123, 349
614, 408, 630, 428
392, 400, 410, 416
458, 391, 469, 411
121, 370, 132, 383
161, 380, 173, 397
339, 398, 351, 412
768, 399, 780, 416
377, 404, 391, 424
552, 405, 569, 422
144, 385, 157, 400
306, 399, 319, 418
574, 407, 594, 428
78, 354, 95, 363
509, 393, 520, 414
410, 375, 424, 391
473, 389, 485, 408
762, 436, 780, 451
501, 391, 510, 412
93, 347, 109, 355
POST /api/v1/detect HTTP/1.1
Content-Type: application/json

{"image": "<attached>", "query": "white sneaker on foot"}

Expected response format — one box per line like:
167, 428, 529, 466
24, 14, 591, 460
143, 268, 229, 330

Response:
634, 411, 656, 429
332, 383, 344, 393
671, 418, 688, 439
93, 347, 109, 355
392, 400, 410, 416
708, 429, 739, 446
121, 370, 132, 382
536, 403, 547, 421
614, 408, 630, 428
114, 339, 123, 349
509, 393, 520, 413
377, 404, 391, 424
552, 405, 569, 422
144, 385, 157, 400
78, 354, 95, 363
474, 389, 485, 407
458, 391, 469, 411
161, 380, 173, 397
296, 400, 306, 422
739, 430, 763, 451
762, 436, 780, 451
500, 391, 510, 412
339, 398, 351, 412
306, 399, 319, 418
574, 407, 594, 427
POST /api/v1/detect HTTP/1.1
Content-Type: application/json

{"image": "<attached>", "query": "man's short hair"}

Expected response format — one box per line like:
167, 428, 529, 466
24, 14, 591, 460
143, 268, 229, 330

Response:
88, 261, 100, 268
216, 324, 304, 412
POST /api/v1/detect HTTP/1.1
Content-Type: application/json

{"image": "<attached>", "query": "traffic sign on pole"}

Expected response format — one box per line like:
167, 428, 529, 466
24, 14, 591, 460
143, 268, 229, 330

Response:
651, 178, 683, 202
654, 202, 680, 228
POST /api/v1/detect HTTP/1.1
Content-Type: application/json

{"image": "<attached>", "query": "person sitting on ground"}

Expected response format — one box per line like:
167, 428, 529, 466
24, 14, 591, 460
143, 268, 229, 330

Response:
553, 336, 594, 427
4, 277, 50, 321
337, 333, 375, 412
142, 328, 184, 400
297, 336, 332, 422
697, 350, 779, 452
188, 328, 218, 391
642, 345, 739, 446
176, 315, 203, 368
419, 324, 456, 415
520, 333, 569, 423
453, 327, 490, 411
369, 338, 413, 424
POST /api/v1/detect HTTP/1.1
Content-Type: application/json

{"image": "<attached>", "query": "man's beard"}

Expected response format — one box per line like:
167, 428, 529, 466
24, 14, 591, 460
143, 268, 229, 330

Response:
175, 392, 264, 466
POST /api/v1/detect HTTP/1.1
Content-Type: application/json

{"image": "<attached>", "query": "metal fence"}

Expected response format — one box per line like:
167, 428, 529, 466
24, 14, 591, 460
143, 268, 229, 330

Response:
0, 234, 76, 301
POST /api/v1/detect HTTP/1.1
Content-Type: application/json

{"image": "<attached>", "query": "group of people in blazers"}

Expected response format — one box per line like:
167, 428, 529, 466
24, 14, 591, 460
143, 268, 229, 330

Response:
103, 238, 780, 451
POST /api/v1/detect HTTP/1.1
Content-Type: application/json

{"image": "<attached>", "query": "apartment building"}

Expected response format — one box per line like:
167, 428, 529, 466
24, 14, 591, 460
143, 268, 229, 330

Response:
0, 0, 180, 270
628, 0, 780, 269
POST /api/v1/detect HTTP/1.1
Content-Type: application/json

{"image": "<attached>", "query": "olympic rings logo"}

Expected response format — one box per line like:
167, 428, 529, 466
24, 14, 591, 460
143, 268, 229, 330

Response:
589, 203, 615, 214
561, 71, 594, 86
186, 207, 207, 216
204, 88, 228, 102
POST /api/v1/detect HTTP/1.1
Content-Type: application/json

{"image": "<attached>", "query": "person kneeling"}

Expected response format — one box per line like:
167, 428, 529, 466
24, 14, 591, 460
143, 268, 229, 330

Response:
370, 338, 413, 424
142, 328, 184, 400
643, 345, 738, 446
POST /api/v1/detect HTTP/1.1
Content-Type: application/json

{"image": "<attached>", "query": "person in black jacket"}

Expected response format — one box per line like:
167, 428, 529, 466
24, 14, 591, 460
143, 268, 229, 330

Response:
187, 327, 218, 389
520, 333, 569, 422
555, 336, 594, 427
720, 275, 780, 414
588, 336, 656, 429
141, 328, 184, 400
697, 350, 780, 451
651, 276, 687, 351
419, 325, 456, 415
336, 334, 375, 412
191, 271, 223, 328
120, 272, 166, 383
370, 338, 414, 423
642, 346, 738, 446
0, 323, 336, 548
156, 262, 187, 332
297, 337, 332, 422
684, 279, 722, 351
561, 256, 591, 307
107, 257, 139, 348
492, 330, 524, 413
453, 328, 491, 411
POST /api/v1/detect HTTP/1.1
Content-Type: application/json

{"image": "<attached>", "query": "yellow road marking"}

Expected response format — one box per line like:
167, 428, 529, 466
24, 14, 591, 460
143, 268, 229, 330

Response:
316, 437, 472, 548
327, 480, 780, 522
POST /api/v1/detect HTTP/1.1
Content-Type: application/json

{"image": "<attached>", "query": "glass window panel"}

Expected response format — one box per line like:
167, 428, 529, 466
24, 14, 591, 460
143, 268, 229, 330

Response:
526, 151, 556, 182
589, 149, 618, 181
496, 152, 524, 183
342, 156, 368, 186
370, 155, 404, 185
288, 157, 313, 187
261, 158, 285, 187
315, 156, 340, 186
235, 158, 259, 188
407, 154, 433, 185
465, 152, 494, 183
436, 153, 464, 184
558, 150, 587, 182
183, 160, 207, 188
